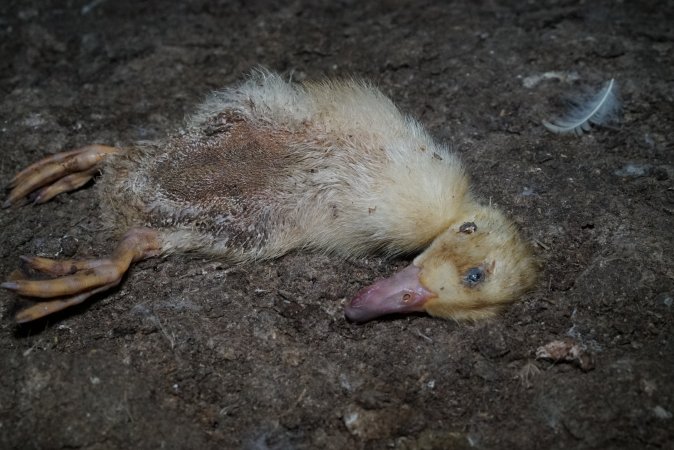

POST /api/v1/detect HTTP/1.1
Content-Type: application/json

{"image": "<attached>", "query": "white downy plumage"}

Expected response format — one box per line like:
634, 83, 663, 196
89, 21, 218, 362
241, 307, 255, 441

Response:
543, 78, 620, 136
4, 70, 538, 323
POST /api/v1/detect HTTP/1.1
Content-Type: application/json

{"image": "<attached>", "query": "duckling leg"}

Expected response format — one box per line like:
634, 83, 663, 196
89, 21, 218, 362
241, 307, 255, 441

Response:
3, 144, 121, 208
2, 228, 162, 323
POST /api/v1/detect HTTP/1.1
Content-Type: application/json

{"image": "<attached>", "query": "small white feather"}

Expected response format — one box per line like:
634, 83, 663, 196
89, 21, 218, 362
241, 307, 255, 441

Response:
543, 78, 620, 136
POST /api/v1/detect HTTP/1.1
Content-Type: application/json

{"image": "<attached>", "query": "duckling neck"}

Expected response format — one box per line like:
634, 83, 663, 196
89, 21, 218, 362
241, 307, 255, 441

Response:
371, 156, 473, 254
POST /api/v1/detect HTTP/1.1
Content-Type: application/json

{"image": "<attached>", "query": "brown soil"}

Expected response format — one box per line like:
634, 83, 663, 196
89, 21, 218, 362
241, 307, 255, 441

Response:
1, 1, 672, 449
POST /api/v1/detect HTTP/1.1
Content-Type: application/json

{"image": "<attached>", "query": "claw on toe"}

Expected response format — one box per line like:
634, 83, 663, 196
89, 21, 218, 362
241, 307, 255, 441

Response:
3, 144, 121, 208
1, 281, 18, 290
2, 228, 162, 323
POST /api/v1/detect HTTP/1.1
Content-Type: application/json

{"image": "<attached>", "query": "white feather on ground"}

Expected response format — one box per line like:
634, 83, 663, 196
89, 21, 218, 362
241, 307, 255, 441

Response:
543, 78, 620, 136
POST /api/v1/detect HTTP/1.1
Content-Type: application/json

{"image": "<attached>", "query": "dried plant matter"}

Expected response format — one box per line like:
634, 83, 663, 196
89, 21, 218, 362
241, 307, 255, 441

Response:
543, 79, 620, 136
536, 339, 595, 371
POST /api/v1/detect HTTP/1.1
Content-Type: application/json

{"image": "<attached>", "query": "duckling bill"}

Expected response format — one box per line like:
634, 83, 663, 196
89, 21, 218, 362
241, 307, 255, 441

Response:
3, 70, 537, 323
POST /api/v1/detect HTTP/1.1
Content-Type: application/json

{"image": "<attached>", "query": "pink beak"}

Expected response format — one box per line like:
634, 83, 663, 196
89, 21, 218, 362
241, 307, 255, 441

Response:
345, 264, 435, 322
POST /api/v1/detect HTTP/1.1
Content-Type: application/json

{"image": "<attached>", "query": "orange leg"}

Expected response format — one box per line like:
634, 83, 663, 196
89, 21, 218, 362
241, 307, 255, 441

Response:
2, 228, 162, 323
3, 144, 122, 208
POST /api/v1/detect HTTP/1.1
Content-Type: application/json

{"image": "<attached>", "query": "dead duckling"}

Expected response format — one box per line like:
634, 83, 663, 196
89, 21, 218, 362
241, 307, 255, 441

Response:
3, 70, 537, 323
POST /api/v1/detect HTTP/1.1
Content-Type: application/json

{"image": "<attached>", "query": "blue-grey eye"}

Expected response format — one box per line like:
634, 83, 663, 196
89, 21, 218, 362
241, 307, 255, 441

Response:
464, 267, 485, 286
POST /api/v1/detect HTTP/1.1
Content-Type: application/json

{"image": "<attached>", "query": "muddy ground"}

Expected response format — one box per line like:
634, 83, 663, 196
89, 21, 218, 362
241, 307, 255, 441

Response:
0, 0, 672, 449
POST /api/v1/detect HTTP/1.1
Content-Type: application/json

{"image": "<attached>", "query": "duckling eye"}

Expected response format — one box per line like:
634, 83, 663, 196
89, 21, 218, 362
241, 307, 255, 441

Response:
464, 267, 485, 287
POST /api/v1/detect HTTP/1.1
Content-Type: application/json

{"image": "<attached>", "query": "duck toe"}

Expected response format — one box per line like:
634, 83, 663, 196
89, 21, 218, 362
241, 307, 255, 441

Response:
3, 144, 121, 208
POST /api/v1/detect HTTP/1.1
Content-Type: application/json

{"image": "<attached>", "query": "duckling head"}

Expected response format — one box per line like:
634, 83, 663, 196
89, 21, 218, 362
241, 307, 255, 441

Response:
345, 205, 537, 322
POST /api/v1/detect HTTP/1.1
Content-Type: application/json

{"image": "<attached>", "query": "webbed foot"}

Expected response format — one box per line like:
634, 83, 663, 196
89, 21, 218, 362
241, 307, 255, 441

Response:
2, 228, 162, 323
3, 144, 122, 208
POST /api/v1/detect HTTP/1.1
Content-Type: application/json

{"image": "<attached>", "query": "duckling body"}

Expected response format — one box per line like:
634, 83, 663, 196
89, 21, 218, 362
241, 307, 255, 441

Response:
103, 73, 466, 260
3, 70, 537, 323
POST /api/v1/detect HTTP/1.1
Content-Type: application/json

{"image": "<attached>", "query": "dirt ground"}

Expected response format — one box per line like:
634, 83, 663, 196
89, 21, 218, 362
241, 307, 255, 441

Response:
0, 0, 672, 449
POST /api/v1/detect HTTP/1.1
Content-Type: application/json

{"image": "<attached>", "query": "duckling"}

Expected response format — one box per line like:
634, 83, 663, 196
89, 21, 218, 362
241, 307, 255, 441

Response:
2, 70, 537, 323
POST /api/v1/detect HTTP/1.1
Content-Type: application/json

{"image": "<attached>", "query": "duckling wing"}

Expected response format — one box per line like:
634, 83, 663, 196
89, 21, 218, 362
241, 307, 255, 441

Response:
153, 116, 294, 207
96, 111, 303, 261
